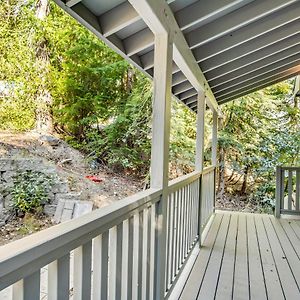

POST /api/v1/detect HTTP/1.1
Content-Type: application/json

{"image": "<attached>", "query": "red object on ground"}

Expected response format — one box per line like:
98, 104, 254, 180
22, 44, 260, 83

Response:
85, 175, 103, 183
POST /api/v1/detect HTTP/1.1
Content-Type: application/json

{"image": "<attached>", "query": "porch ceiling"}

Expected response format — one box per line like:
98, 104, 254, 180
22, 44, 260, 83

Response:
54, 0, 300, 110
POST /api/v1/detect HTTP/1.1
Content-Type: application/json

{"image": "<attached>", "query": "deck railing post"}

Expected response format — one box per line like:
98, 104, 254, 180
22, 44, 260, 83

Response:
150, 31, 173, 299
275, 166, 282, 218
212, 110, 218, 212
212, 110, 218, 167
195, 91, 205, 246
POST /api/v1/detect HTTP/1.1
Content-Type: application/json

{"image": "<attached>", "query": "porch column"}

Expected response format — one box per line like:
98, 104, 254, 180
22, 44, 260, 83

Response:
195, 91, 205, 246
150, 32, 173, 299
195, 90, 205, 172
212, 110, 218, 166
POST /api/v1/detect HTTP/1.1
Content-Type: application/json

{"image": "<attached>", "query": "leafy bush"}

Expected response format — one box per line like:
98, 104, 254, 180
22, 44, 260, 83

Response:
11, 171, 54, 213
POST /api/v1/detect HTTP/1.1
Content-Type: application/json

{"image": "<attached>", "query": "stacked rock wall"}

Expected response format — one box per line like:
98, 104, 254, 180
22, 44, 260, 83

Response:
0, 159, 70, 224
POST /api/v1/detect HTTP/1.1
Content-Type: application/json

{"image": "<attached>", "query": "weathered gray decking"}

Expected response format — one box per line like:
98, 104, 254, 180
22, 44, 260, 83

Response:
180, 211, 300, 300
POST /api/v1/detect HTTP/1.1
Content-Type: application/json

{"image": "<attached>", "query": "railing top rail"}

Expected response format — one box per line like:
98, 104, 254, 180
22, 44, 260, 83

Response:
202, 165, 216, 175
168, 170, 202, 193
0, 187, 162, 289
277, 166, 300, 171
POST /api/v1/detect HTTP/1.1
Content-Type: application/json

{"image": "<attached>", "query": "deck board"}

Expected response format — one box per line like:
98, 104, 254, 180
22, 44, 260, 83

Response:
180, 211, 300, 300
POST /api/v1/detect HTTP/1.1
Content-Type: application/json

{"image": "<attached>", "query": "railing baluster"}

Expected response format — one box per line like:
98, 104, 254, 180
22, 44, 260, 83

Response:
92, 235, 102, 300
149, 204, 156, 300
296, 170, 300, 212
109, 227, 117, 299
142, 208, 149, 300
121, 220, 129, 300
281, 169, 285, 209
132, 214, 139, 299
138, 211, 143, 299
172, 190, 178, 280
48, 254, 70, 300
12, 280, 23, 300
24, 270, 40, 300
116, 223, 123, 300
288, 170, 293, 210
176, 189, 181, 273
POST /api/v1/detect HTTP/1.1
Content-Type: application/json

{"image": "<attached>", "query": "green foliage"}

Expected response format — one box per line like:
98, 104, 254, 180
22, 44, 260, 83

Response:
219, 78, 299, 208
11, 171, 54, 213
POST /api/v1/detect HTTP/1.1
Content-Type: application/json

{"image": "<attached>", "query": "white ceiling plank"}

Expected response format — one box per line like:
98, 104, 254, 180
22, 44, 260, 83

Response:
99, 2, 140, 37
206, 32, 300, 83
186, 0, 298, 49
175, 0, 253, 31
172, 72, 187, 86
124, 28, 153, 56
219, 72, 300, 104
128, 0, 218, 112
198, 21, 300, 72
66, 0, 82, 8
213, 54, 300, 94
217, 64, 300, 100
179, 89, 197, 101
210, 43, 300, 88
193, 2, 300, 62
173, 81, 192, 95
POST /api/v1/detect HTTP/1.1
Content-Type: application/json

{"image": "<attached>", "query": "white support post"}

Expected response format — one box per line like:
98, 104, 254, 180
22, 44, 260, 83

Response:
150, 32, 173, 299
212, 110, 218, 166
195, 91, 205, 247
195, 91, 206, 172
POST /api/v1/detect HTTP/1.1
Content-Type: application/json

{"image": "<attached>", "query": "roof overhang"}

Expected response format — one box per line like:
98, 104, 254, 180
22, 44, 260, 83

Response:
54, 0, 300, 111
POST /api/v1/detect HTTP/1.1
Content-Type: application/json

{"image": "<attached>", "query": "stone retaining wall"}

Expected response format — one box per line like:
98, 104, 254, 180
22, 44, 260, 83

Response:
0, 158, 71, 224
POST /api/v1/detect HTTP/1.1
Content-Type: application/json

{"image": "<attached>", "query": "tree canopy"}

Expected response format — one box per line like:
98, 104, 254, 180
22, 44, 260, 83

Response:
0, 0, 299, 210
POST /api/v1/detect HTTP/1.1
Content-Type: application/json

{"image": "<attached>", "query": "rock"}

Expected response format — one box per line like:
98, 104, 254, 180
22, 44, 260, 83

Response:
52, 182, 69, 193
44, 204, 57, 216
39, 135, 60, 147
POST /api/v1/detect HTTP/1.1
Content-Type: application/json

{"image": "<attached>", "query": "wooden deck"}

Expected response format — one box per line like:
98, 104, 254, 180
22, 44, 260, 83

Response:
180, 211, 300, 300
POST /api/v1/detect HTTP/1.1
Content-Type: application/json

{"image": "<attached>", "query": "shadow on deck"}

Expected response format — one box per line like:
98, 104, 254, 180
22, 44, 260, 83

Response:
180, 211, 300, 300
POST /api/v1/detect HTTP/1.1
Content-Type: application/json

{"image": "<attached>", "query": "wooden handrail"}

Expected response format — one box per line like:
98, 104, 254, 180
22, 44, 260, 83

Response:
0, 168, 217, 298
0, 188, 162, 290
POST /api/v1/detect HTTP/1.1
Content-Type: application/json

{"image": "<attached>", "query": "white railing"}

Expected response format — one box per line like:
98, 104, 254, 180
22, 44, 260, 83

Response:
276, 166, 300, 217
165, 171, 201, 297
0, 167, 216, 300
200, 166, 215, 229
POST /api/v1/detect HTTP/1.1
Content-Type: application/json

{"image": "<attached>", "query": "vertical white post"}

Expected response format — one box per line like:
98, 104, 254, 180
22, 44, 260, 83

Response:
150, 31, 173, 300
195, 91, 206, 172
195, 91, 205, 247
212, 110, 218, 166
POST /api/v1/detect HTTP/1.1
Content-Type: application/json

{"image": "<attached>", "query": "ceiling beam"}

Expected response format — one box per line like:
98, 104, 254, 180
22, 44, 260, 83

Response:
173, 81, 192, 95
214, 55, 300, 95
124, 28, 153, 56
183, 95, 197, 105
99, 2, 140, 37
217, 61, 300, 98
127, 0, 253, 71
66, 0, 81, 8
212, 46, 300, 91
175, 0, 253, 31
193, 2, 300, 62
186, 0, 297, 50
207, 33, 300, 85
172, 72, 187, 86
128, 0, 218, 112
218, 72, 300, 104
217, 64, 300, 101
179, 89, 197, 101
199, 20, 300, 73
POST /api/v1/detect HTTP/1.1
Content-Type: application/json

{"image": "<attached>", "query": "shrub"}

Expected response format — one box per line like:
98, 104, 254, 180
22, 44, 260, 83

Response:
11, 170, 54, 214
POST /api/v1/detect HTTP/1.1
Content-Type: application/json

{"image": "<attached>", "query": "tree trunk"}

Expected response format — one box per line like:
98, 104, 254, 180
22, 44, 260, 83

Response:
35, 0, 53, 133
218, 146, 226, 199
240, 165, 249, 195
